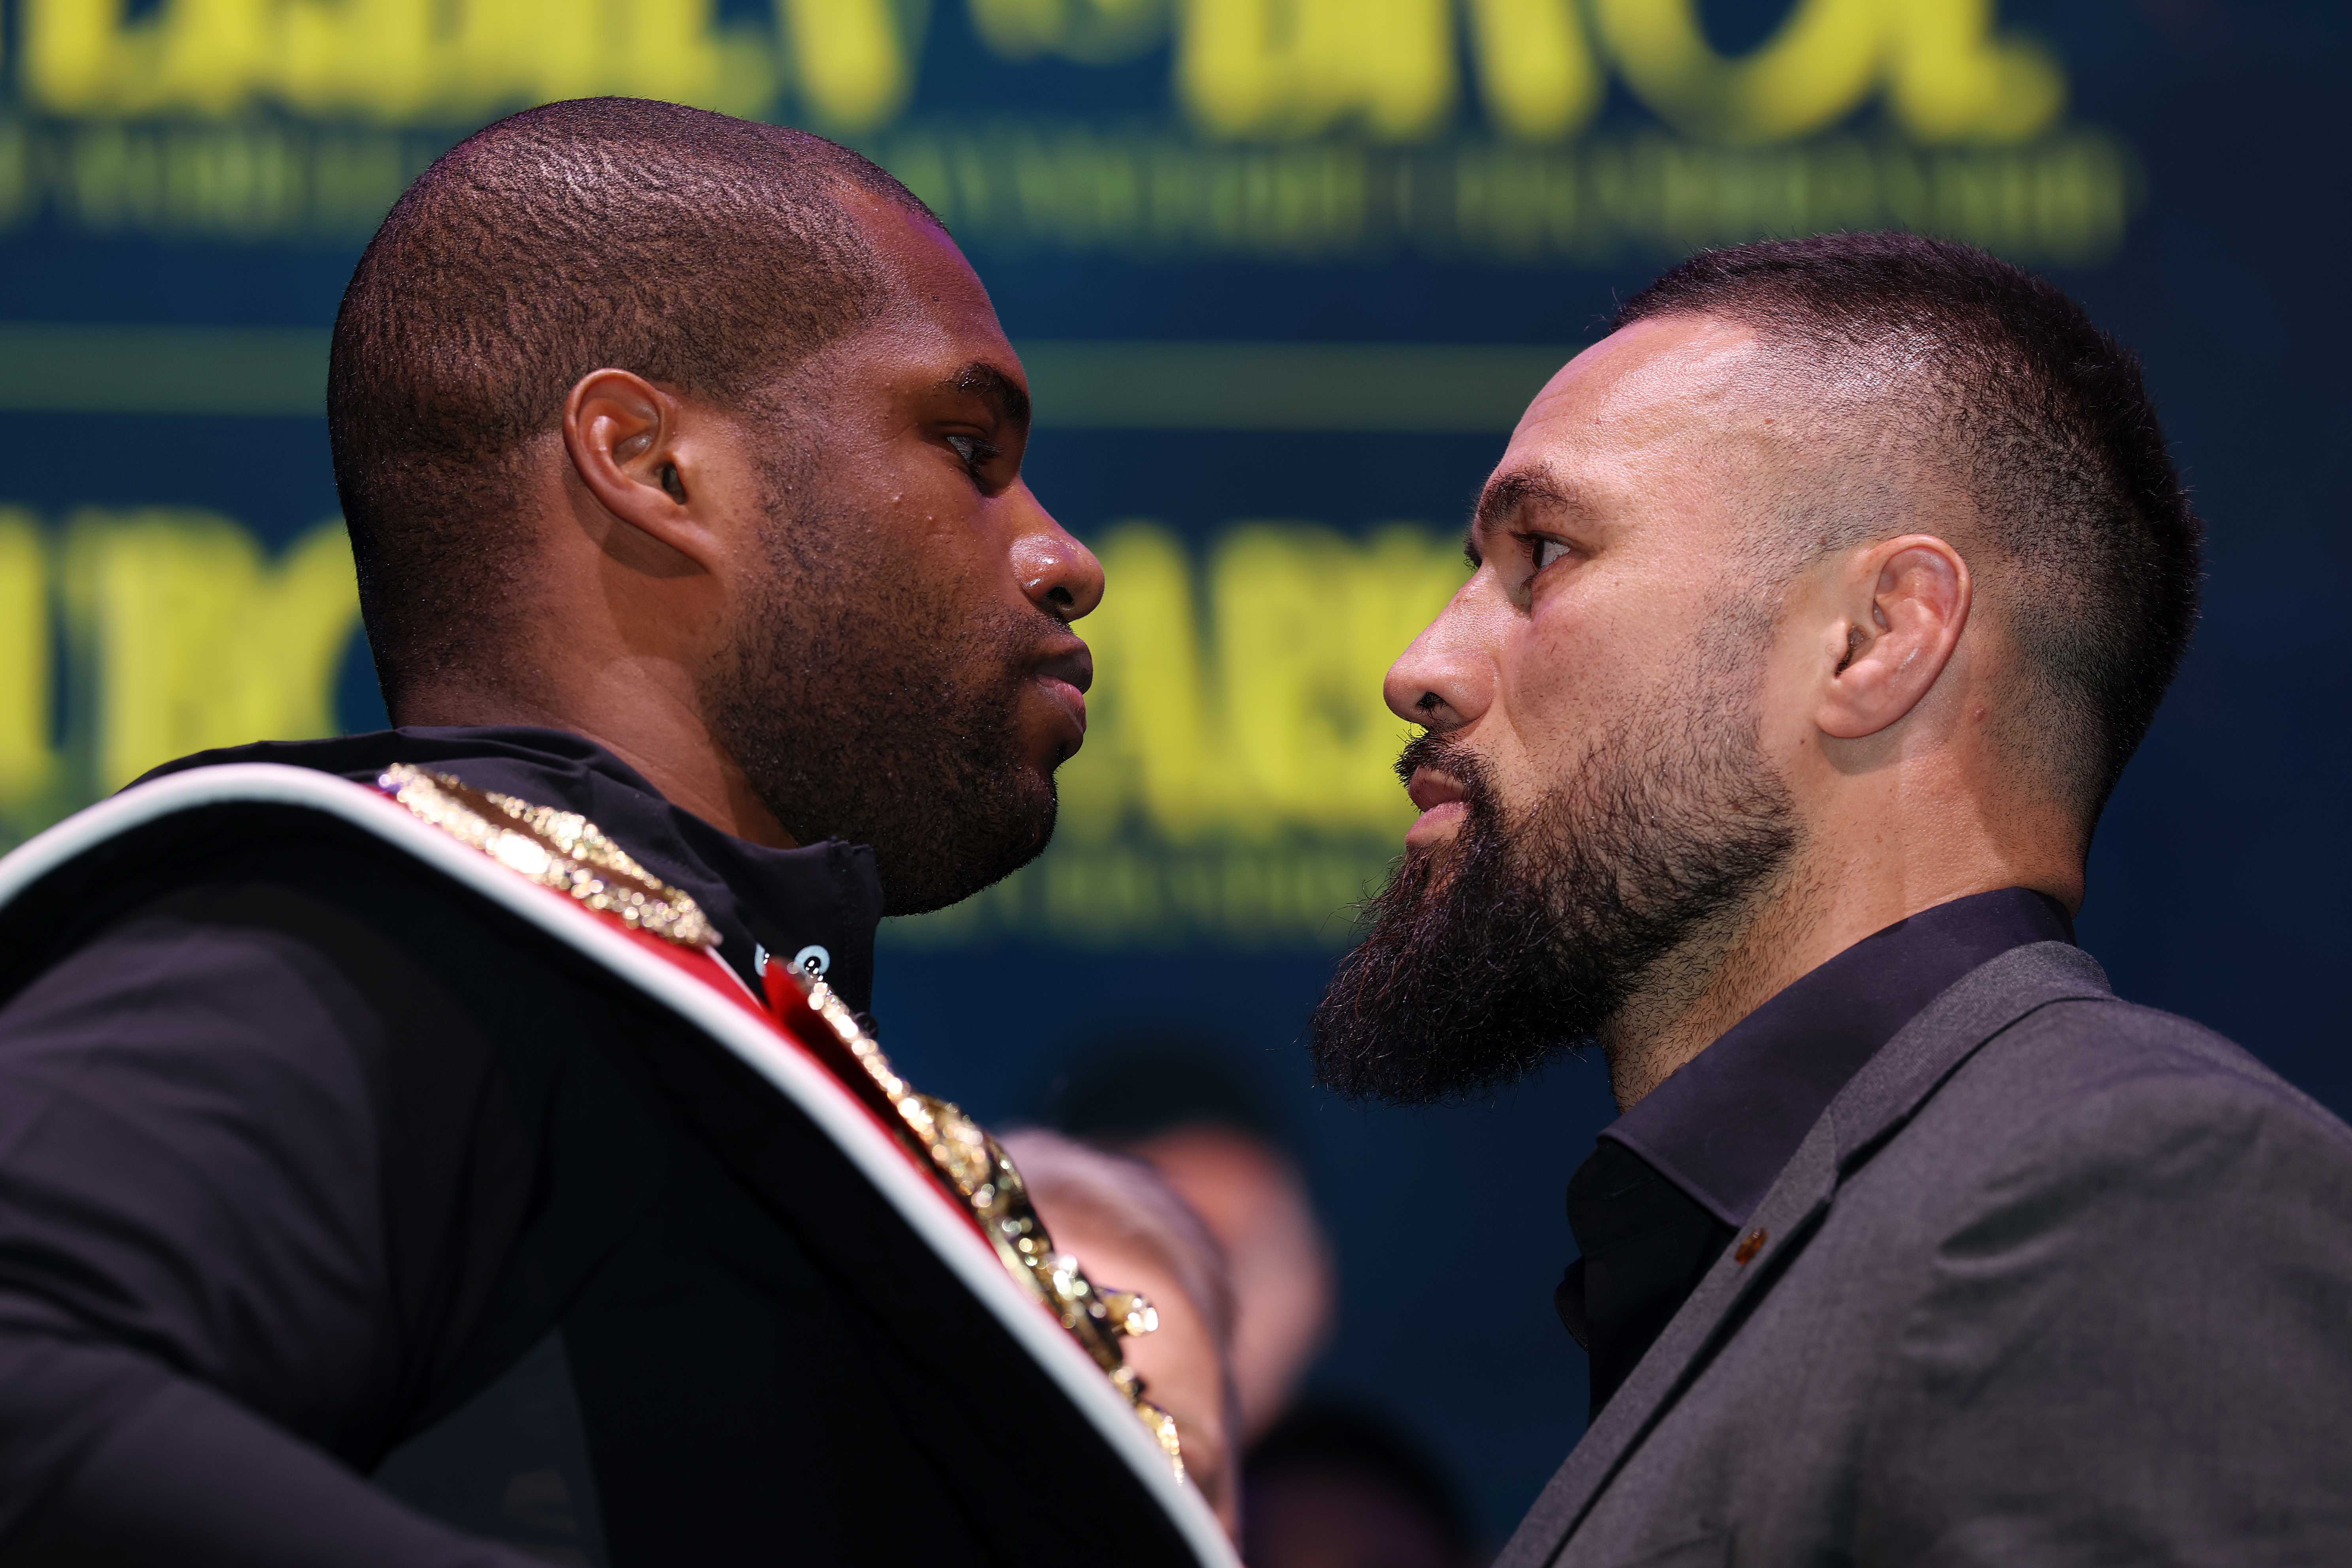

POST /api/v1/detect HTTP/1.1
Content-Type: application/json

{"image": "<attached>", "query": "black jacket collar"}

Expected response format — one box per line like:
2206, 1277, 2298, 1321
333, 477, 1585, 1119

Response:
139, 726, 885, 1011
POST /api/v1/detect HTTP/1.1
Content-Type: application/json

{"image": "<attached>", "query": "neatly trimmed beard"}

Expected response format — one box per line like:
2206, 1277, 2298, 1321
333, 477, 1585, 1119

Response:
707, 454, 1062, 916
1308, 641, 1799, 1105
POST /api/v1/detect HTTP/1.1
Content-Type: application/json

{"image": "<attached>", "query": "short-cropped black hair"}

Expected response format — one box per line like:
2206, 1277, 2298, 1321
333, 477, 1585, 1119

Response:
1617, 231, 2201, 830
327, 97, 938, 712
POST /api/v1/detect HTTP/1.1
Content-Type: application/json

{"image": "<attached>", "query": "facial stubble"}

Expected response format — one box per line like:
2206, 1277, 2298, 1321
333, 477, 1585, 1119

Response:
708, 453, 1062, 915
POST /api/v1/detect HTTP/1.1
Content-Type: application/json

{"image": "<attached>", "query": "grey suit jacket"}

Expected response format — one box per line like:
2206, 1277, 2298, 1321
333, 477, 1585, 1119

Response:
1498, 942, 2352, 1567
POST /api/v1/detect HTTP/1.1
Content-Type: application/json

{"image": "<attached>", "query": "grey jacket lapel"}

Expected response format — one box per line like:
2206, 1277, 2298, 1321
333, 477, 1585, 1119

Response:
1495, 941, 2111, 1568
1827, 942, 2108, 1166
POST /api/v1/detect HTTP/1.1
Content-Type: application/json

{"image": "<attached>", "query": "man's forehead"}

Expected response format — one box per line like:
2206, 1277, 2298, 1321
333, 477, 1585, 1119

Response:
1470, 315, 1827, 553
1490, 317, 1790, 484
805, 203, 1026, 396
1516, 315, 1772, 441
846, 192, 1002, 332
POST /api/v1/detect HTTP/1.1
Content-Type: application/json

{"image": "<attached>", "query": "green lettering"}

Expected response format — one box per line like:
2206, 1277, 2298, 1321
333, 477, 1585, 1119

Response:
1886, 0, 2064, 142
1177, 0, 1454, 141
1591, 0, 1884, 144
62, 512, 361, 791
1466, 0, 1603, 141
0, 513, 59, 826
777, 0, 925, 132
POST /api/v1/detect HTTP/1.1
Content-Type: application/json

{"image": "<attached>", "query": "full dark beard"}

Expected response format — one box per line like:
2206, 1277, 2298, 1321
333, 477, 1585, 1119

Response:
707, 467, 1062, 916
1308, 669, 1799, 1105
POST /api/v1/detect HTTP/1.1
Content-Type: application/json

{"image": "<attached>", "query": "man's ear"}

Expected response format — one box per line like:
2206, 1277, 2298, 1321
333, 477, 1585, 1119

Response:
1815, 534, 1971, 740
561, 368, 715, 569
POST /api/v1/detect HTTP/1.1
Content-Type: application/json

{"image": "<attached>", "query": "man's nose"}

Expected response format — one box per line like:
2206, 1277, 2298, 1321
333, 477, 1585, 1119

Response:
1384, 589, 1494, 731
1007, 484, 1104, 623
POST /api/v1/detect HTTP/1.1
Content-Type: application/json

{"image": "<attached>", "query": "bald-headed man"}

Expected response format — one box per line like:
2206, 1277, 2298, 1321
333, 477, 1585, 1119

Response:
0, 101, 1230, 1568
1311, 233, 2352, 1563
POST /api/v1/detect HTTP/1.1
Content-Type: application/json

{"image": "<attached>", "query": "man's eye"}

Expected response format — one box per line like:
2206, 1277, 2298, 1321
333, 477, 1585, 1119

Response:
945, 433, 998, 471
1531, 536, 1574, 572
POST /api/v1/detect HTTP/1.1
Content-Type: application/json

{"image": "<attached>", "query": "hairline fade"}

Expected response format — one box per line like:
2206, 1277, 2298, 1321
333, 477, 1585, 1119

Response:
327, 96, 941, 713
1612, 230, 2202, 837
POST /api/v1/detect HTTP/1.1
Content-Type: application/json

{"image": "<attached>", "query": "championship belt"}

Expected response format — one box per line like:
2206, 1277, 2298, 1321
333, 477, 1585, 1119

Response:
373, 764, 1186, 1459
0, 762, 1237, 1568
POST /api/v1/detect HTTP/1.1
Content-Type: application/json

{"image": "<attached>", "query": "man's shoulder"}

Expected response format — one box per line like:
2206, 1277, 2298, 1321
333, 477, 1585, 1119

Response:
1867, 985, 2352, 1236
129, 724, 617, 789
0, 776, 613, 1092
1551, 977, 2352, 1568
1972, 987, 2345, 1146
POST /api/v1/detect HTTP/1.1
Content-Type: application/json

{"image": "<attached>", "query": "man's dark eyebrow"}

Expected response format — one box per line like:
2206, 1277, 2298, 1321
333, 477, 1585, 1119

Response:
1473, 467, 1577, 535
1464, 468, 1587, 570
946, 361, 1031, 433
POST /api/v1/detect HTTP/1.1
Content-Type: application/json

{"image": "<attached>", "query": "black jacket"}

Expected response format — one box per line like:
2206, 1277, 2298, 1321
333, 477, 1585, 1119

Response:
0, 729, 1194, 1567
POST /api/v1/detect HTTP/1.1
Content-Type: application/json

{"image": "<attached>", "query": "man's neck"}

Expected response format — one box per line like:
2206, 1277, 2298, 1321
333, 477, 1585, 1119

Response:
1598, 865, 1826, 1109
392, 687, 795, 849
1597, 854, 2074, 1110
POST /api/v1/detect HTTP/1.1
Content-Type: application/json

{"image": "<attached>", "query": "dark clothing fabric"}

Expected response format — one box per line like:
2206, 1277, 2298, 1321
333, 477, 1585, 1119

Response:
1499, 943, 2352, 1568
1555, 1145, 1731, 1419
1603, 888, 2076, 1224
1557, 888, 2074, 1416
0, 730, 1193, 1568
142, 726, 885, 1008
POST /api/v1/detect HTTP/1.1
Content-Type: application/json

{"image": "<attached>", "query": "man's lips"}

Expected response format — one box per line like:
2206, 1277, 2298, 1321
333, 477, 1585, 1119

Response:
1404, 768, 1467, 849
1405, 769, 1463, 813
1032, 640, 1092, 746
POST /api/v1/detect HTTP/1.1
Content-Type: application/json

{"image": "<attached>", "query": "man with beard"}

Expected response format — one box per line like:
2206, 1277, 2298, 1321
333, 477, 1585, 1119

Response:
0, 100, 1230, 1567
1312, 232, 2352, 1564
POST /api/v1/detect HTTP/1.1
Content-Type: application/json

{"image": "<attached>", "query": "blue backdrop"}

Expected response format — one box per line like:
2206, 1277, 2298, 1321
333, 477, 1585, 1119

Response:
0, 0, 2344, 1544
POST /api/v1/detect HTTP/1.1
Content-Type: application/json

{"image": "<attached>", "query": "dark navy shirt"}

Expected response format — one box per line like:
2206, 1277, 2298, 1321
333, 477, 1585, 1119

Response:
1558, 888, 2076, 1417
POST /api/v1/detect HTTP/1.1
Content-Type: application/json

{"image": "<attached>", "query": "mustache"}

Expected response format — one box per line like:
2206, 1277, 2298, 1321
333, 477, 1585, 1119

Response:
1395, 730, 1498, 818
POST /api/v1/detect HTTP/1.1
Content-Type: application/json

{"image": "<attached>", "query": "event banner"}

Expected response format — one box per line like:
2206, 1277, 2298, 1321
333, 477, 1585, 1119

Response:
0, 0, 2140, 954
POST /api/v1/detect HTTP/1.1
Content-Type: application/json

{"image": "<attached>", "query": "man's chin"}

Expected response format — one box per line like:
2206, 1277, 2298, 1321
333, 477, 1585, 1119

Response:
877, 784, 1057, 918
1387, 839, 1469, 904
1307, 827, 1583, 1103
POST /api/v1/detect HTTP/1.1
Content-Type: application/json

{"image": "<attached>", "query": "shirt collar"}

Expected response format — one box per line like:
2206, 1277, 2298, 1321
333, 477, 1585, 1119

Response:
1600, 887, 2074, 1227
142, 725, 886, 1012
